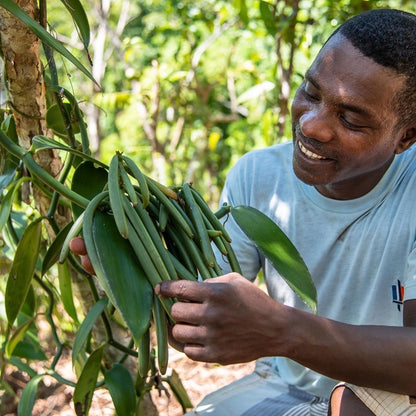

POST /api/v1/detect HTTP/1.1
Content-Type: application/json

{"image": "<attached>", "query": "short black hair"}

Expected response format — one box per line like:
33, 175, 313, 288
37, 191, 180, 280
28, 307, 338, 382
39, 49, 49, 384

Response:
331, 9, 416, 129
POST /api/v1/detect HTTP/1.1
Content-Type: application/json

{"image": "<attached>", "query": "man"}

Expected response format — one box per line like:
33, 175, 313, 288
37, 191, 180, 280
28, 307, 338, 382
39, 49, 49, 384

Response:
72, 8, 416, 415
155, 8, 416, 416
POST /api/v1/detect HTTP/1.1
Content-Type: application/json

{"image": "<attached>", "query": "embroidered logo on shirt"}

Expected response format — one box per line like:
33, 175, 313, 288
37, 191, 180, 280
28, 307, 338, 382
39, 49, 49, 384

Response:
392, 280, 404, 311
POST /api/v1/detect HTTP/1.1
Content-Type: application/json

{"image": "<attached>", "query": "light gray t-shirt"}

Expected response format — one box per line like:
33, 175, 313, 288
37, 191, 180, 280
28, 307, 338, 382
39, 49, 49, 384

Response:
217, 140, 416, 399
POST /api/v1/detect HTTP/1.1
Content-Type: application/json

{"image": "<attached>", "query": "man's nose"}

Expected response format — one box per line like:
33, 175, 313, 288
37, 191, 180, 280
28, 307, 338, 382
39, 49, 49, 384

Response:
299, 109, 333, 143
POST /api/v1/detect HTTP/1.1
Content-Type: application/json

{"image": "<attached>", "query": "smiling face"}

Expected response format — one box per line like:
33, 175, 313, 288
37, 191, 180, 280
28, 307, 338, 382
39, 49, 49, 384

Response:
291, 34, 412, 200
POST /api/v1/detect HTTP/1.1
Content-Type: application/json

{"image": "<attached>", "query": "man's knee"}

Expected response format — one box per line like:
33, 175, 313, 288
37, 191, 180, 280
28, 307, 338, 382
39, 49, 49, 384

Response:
329, 386, 375, 416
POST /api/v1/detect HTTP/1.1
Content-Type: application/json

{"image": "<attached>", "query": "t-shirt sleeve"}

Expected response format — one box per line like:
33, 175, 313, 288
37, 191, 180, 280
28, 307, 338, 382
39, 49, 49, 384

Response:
403, 242, 416, 302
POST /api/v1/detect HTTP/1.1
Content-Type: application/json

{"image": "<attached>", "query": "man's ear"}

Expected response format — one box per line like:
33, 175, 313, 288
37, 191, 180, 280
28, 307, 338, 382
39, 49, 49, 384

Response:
395, 126, 416, 154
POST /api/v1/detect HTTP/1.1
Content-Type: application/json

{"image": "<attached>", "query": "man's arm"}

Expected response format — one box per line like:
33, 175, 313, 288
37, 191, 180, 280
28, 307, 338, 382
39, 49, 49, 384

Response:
156, 275, 416, 396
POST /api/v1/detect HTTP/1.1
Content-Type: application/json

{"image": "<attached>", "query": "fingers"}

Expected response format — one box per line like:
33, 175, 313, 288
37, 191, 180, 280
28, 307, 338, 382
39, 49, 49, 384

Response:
155, 273, 244, 301
156, 280, 211, 302
69, 237, 95, 275
69, 237, 87, 255
80, 255, 95, 275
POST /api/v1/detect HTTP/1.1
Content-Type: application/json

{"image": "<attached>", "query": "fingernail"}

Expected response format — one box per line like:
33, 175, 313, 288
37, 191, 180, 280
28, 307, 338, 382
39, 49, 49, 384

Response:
154, 283, 161, 295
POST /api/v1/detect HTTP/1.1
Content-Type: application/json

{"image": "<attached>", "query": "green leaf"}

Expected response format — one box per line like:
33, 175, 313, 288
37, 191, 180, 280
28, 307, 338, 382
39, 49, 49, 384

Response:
233, 0, 248, 25
10, 339, 48, 361
72, 298, 108, 366
5, 219, 43, 325
42, 221, 74, 275
104, 364, 136, 416
45, 102, 81, 138
60, 0, 91, 50
71, 161, 108, 220
17, 374, 43, 416
259, 0, 277, 37
88, 211, 153, 346
73, 345, 105, 416
0, 0, 98, 86
231, 205, 317, 313
165, 369, 193, 412
5, 317, 36, 359
58, 262, 79, 322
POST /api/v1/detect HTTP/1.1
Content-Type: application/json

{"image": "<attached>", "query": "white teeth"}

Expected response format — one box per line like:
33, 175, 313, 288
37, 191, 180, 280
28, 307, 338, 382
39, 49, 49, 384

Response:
299, 141, 326, 160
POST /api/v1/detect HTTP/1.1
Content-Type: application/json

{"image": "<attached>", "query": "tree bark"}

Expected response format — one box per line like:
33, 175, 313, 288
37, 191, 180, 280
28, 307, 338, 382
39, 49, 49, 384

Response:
0, 0, 68, 226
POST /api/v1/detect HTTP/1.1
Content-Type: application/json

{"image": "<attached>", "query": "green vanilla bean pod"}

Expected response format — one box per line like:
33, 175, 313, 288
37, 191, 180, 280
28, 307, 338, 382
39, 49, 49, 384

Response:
221, 236, 242, 274
181, 183, 215, 268
201, 211, 228, 256
189, 187, 232, 243
121, 195, 174, 282
214, 203, 232, 219
167, 252, 198, 281
118, 159, 139, 207
123, 219, 174, 318
171, 222, 212, 281
145, 178, 194, 239
108, 154, 128, 238
158, 203, 169, 232
163, 227, 198, 276
121, 155, 150, 209
153, 293, 169, 375
132, 201, 178, 280
137, 327, 151, 378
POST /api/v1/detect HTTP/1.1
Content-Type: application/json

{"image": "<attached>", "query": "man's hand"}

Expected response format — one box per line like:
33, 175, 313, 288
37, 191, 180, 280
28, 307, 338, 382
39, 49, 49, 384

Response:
69, 237, 95, 275
156, 273, 288, 365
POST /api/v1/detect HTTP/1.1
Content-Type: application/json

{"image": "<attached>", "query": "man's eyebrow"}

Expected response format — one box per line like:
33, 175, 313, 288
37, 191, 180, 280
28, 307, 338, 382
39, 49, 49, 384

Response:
304, 69, 318, 88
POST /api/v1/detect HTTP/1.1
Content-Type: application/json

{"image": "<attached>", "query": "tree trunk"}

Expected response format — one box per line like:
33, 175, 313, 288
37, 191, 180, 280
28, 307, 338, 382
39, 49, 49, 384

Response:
0, 0, 69, 226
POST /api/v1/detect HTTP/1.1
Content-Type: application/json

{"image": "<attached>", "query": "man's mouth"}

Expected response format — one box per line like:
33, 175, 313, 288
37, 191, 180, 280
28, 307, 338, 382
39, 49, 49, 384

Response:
298, 141, 327, 160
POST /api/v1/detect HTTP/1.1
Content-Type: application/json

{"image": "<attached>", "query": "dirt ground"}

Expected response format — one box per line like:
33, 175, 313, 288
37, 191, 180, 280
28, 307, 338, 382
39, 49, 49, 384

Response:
1, 346, 255, 416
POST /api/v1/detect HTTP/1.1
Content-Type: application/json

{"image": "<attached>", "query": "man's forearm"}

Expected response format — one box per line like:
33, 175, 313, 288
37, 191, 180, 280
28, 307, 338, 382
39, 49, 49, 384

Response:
280, 306, 416, 395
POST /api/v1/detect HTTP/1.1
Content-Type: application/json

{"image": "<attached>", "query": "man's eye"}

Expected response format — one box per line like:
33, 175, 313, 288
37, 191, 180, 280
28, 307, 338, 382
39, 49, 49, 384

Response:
303, 82, 319, 101
339, 114, 365, 130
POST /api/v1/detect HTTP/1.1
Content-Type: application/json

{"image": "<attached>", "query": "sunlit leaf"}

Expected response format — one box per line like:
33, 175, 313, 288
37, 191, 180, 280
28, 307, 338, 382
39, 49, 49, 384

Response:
231, 205, 317, 313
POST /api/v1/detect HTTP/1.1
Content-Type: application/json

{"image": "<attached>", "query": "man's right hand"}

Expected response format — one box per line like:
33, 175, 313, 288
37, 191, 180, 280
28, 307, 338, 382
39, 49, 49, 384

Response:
69, 237, 95, 275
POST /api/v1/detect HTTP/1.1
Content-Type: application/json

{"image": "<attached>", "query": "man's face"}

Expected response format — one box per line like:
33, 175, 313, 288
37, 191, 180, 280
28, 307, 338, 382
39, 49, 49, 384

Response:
291, 34, 407, 200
